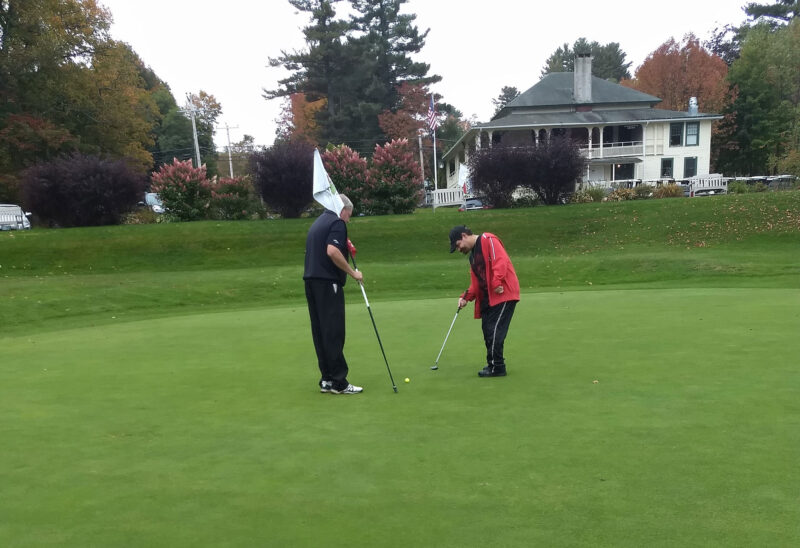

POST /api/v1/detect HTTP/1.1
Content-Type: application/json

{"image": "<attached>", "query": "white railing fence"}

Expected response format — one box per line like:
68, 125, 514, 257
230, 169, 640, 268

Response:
432, 188, 465, 210
582, 175, 730, 196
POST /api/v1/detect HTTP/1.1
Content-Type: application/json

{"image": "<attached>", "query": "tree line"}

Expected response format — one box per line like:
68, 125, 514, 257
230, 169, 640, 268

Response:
0, 0, 224, 203
0, 0, 797, 226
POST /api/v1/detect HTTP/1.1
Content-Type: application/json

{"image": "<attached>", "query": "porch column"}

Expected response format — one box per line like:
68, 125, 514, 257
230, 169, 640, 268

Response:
487, 130, 493, 148
586, 127, 592, 159
599, 126, 604, 158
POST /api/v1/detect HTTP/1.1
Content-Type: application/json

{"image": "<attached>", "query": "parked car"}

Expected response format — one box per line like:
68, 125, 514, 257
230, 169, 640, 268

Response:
0, 204, 32, 230
458, 197, 491, 211
139, 192, 165, 214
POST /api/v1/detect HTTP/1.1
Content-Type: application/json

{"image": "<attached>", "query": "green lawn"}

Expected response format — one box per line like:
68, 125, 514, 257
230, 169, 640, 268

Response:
1, 192, 799, 546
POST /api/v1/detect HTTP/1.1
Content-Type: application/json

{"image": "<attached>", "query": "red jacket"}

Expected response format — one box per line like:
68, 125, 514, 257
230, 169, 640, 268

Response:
462, 232, 520, 319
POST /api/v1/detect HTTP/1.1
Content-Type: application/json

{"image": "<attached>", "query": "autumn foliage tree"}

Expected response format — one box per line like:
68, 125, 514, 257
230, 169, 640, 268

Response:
621, 35, 729, 114
377, 83, 428, 140
276, 93, 326, 144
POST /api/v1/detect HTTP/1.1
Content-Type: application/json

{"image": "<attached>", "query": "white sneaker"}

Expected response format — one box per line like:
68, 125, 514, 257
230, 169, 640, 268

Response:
320, 381, 333, 393
330, 383, 363, 394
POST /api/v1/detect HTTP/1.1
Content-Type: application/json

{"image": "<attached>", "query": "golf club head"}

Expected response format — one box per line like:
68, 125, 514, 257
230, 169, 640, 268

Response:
430, 365, 438, 370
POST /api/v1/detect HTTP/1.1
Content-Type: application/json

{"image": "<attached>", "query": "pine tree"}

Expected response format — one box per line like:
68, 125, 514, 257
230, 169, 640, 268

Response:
745, 0, 799, 24
540, 39, 632, 81
266, 0, 440, 151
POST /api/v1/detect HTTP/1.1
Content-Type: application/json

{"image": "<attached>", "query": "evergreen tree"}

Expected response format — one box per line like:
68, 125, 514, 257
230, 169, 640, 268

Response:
745, 0, 799, 24
492, 86, 520, 117
541, 39, 632, 81
265, 1, 355, 145
348, 0, 440, 142
719, 19, 800, 175
266, 0, 440, 151
705, 24, 749, 66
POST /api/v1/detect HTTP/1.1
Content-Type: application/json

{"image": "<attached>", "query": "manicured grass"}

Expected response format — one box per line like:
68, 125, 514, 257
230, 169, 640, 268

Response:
2, 191, 799, 335
1, 291, 798, 546
1, 192, 799, 546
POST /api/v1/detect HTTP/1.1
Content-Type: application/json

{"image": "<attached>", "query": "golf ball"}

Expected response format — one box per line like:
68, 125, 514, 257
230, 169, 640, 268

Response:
404, 377, 410, 383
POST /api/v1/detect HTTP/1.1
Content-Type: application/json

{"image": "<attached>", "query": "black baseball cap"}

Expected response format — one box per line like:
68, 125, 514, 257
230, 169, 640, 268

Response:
449, 225, 472, 253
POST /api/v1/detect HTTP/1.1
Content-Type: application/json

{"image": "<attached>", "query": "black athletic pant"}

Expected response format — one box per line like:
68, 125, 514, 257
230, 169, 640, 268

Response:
481, 300, 517, 369
305, 279, 349, 389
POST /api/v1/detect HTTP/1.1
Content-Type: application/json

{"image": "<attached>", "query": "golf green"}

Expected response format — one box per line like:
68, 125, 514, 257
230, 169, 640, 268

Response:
2, 288, 798, 546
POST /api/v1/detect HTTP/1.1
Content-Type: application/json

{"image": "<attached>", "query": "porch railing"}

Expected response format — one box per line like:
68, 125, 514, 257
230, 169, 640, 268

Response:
580, 141, 644, 158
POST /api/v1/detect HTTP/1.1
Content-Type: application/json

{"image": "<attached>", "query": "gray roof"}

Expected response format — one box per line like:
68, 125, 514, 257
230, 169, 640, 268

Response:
499, 72, 661, 115
480, 108, 722, 130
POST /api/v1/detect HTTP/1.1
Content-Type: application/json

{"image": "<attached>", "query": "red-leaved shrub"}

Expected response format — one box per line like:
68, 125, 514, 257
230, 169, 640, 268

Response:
251, 140, 314, 218
150, 159, 213, 221
364, 139, 422, 215
22, 153, 145, 227
322, 145, 369, 214
211, 176, 262, 220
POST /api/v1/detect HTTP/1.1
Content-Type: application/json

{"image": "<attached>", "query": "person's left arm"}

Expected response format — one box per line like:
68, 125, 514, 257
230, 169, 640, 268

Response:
485, 236, 511, 294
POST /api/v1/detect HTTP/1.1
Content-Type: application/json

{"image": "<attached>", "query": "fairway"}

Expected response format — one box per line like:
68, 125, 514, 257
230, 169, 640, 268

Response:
2, 289, 798, 546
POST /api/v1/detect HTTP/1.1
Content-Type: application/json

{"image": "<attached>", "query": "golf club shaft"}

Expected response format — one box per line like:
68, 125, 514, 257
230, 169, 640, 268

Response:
434, 307, 461, 366
351, 255, 398, 393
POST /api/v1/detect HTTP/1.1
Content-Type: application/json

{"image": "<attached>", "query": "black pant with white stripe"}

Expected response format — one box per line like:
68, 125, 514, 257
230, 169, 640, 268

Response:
481, 300, 517, 370
305, 279, 349, 390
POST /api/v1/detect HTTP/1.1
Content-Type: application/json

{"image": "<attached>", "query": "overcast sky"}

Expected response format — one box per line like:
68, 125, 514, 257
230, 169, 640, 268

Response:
100, 0, 748, 148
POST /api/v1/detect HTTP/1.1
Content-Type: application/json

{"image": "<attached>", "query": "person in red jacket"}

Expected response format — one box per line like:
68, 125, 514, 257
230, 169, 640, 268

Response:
449, 225, 520, 377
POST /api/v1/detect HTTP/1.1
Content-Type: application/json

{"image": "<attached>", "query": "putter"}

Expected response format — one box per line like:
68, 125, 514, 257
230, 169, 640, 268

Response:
348, 241, 398, 393
431, 306, 462, 370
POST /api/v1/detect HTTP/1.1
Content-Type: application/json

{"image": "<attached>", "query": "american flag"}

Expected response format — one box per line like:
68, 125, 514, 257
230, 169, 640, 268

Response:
426, 95, 438, 133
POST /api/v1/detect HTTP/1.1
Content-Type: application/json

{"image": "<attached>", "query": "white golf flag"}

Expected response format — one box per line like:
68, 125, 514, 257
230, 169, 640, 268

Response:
312, 149, 344, 216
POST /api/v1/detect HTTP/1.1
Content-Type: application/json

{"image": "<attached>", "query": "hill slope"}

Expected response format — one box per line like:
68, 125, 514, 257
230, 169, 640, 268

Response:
1, 191, 798, 335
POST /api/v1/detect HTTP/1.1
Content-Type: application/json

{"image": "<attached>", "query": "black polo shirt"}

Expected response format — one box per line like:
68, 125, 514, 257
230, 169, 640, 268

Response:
303, 210, 349, 285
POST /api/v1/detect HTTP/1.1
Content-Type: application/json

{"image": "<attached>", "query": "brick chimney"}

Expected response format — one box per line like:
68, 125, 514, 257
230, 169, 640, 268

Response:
574, 54, 593, 105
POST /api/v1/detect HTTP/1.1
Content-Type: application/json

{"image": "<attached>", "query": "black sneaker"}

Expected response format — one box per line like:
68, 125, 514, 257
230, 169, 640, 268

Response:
478, 366, 506, 377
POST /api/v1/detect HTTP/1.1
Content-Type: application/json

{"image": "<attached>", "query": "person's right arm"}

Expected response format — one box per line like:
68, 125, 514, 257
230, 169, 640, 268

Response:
327, 244, 363, 283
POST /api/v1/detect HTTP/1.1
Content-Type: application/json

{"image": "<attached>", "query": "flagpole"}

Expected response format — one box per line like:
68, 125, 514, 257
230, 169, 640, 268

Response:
432, 128, 438, 190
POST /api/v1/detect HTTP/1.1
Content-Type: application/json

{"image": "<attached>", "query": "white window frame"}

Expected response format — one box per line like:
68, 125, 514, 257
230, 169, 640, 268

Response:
685, 122, 699, 146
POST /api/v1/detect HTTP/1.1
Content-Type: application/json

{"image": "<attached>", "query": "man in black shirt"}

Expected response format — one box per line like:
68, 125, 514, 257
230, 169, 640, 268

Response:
303, 195, 364, 394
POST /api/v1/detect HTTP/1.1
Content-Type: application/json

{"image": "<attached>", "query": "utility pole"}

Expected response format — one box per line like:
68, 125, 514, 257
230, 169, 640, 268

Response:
184, 94, 202, 168
217, 122, 239, 177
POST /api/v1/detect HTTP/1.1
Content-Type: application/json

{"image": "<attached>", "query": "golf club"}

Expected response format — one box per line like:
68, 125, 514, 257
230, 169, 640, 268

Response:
431, 306, 462, 370
348, 240, 398, 393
